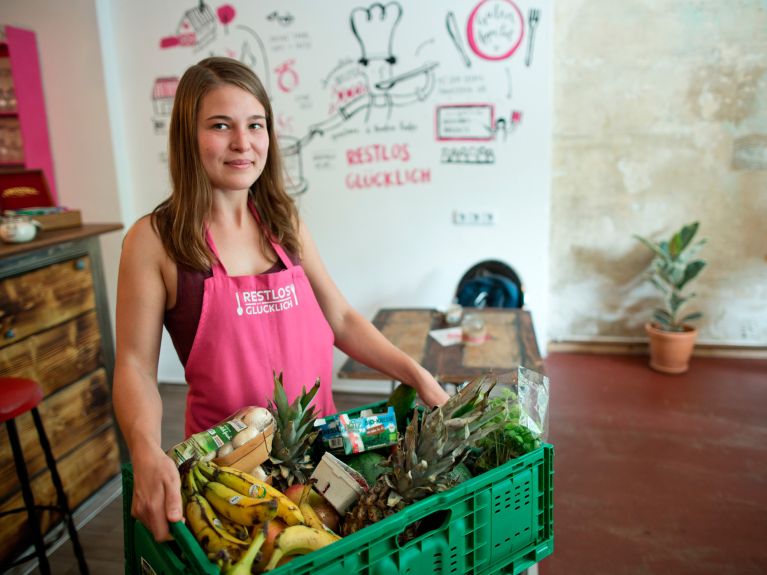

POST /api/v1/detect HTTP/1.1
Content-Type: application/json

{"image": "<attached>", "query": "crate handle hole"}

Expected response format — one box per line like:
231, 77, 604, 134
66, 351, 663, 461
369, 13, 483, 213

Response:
396, 508, 452, 548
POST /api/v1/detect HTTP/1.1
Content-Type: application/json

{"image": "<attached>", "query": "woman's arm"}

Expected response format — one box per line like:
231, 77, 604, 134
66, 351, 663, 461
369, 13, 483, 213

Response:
298, 219, 449, 407
113, 216, 182, 541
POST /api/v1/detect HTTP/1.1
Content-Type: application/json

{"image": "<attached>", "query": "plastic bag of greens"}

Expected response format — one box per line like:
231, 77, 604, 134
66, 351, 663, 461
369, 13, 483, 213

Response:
470, 366, 549, 474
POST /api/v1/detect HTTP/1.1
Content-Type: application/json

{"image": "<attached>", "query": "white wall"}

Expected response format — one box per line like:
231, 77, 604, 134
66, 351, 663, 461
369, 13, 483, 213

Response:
99, 0, 553, 390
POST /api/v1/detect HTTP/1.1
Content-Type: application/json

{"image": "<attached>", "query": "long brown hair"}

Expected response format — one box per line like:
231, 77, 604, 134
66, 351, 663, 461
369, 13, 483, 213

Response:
153, 57, 300, 270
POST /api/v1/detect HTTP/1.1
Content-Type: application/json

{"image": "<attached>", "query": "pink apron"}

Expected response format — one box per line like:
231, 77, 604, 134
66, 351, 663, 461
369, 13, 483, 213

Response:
183, 206, 336, 436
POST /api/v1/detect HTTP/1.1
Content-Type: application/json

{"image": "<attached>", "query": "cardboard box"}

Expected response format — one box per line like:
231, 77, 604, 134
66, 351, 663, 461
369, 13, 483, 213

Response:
31, 209, 82, 231
213, 423, 274, 472
0, 169, 53, 211
310, 452, 367, 514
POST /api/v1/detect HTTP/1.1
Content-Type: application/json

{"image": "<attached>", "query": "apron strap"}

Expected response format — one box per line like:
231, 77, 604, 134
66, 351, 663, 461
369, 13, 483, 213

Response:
248, 201, 294, 269
204, 226, 229, 276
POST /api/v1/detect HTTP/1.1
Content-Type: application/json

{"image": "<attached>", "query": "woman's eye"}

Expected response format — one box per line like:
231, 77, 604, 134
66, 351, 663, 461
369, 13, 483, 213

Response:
212, 123, 228, 130
249, 122, 263, 130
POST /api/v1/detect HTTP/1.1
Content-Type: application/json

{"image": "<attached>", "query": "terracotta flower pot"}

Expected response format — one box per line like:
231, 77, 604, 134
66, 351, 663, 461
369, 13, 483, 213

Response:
645, 322, 698, 374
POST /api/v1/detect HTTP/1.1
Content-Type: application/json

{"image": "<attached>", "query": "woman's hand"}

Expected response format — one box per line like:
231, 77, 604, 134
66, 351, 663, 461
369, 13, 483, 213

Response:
130, 445, 183, 541
413, 368, 450, 407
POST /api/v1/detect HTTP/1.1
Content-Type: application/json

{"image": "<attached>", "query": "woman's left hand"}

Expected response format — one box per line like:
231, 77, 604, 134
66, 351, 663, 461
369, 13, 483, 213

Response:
414, 370, 450, 407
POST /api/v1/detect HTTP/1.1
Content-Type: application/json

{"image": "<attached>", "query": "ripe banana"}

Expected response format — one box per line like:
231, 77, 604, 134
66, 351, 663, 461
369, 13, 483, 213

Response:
297, 484, 326, 532
223, 522, 268, 575
195, 494, 250, 545
263, 525, 341, 571
217, 513, 251, 542
185, 495, 246, 558
297, 501, 321, 530
203, 480, 279, 526
199, 460, 305, 526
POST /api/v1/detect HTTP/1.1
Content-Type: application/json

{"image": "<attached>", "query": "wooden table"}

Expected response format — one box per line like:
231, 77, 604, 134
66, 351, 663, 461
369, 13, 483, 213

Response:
338, 307, 543, 384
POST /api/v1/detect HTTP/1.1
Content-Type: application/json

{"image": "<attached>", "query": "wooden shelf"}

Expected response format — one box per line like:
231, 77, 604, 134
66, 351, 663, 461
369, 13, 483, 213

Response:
0, 222, 123, 258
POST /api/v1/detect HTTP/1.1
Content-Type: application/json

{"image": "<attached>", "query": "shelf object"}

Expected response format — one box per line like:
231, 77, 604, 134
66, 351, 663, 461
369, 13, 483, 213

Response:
0, 25, 57, 204
0, 223, 123, 564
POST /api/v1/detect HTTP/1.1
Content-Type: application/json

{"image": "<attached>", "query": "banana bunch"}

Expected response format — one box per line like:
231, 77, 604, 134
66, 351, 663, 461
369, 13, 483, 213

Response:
263, 524, 341, 571
181, 459, 341, 573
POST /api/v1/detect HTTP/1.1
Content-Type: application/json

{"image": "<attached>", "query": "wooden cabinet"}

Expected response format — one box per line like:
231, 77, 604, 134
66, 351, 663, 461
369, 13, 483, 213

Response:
0, 24, 57, 205
0, 224, 122, 564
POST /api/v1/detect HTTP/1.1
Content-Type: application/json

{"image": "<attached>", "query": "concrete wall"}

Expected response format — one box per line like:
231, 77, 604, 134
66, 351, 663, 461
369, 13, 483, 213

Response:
550, 0, 767, 345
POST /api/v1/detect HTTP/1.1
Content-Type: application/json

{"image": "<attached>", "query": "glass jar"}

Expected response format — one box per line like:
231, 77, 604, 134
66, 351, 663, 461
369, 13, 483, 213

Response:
461, 314, 487, 346
0, 214, 39, 243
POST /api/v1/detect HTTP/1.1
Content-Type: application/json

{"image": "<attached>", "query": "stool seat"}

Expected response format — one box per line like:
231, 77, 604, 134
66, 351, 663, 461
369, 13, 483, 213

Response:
0, 377, 43, 423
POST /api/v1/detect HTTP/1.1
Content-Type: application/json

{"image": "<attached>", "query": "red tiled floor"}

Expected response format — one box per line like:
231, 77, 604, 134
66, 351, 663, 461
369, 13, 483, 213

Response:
538, 353, 767, 575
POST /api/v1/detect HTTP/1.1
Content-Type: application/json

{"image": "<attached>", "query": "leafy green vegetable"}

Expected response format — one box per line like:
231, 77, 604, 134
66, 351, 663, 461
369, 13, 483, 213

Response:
471, 389, 541, 474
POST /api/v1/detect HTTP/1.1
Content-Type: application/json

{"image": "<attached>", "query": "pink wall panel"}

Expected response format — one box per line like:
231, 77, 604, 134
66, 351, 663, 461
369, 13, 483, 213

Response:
5, 25, 57, 203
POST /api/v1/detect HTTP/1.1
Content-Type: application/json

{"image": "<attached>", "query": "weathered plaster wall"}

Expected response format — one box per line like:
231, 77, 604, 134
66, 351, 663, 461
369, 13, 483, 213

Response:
550, 0, 767, 345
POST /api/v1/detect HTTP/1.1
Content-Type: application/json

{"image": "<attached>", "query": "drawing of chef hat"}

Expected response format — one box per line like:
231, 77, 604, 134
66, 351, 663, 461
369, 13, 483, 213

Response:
350, 2, 403, 66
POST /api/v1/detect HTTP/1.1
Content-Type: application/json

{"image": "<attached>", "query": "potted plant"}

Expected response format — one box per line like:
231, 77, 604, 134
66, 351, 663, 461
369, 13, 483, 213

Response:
634, 221, 707, 374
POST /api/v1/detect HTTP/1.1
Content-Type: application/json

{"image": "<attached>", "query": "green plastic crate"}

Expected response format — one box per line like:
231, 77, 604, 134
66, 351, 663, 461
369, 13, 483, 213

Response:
123, 402, 554, 575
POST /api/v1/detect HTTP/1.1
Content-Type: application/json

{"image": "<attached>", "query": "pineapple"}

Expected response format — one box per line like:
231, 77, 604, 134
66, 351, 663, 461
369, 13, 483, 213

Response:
342, 376, 504, 537
266, 372, 321, 491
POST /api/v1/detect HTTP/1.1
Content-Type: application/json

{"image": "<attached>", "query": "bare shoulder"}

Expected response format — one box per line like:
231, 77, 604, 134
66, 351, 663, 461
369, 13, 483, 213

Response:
119, 214, 177, 306
122, 215, 168, 266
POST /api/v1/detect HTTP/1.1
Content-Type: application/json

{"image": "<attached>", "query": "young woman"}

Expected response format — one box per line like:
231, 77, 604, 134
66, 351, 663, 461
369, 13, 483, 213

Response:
113, 57, 448, 542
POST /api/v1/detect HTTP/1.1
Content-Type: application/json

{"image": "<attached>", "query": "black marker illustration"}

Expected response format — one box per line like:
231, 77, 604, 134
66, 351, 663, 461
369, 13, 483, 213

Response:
305, 2, 438, 138
446, 11, 471, 68
267, 11, 295, 26
415, 38, 435, 57
525, 8, 540, 67
440, 146, 495, 165
351, 2, 402, 65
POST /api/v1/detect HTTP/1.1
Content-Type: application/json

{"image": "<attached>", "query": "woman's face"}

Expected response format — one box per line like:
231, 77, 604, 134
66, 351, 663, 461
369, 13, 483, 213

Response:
197, 84, 269, 194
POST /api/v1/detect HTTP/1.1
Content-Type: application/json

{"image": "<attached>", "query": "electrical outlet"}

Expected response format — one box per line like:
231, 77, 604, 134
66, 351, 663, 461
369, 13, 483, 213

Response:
453, 210, 497, 226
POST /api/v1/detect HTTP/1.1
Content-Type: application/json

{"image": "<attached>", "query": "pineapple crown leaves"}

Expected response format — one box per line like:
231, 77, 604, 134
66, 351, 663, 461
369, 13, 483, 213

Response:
266, 372, 321, 474
389, 376, 505, 502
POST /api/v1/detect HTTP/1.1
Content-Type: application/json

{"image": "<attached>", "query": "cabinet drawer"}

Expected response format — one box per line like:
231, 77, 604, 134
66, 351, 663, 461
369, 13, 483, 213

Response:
0, 256, 95, 349
0, 310, 103, 396
0, 425, 120, 563
0, 368, 113, 502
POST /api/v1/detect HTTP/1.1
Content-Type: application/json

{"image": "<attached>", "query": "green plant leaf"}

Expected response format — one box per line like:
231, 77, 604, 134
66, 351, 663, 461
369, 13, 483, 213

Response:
671, 221, 699, 257
679, 260, 706, 290
634, 234, 669, 260
669, 292, 687, 313
653, 310, 672, 328
680, 311, 703, 323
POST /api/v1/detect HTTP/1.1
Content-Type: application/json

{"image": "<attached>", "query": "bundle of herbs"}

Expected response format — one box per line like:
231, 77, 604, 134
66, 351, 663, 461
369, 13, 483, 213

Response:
469, 388, 541, 475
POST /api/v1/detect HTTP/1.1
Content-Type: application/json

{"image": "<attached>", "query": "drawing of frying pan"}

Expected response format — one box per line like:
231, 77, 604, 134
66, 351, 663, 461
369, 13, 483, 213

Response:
374, 61, 439, 90
446, 11, 471, 67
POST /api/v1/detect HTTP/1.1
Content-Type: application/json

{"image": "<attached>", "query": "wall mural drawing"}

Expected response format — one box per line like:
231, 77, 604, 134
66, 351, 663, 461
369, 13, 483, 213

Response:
466, 0, 525, 61
304, 3, 438, 140
525, 8, 540, 67
446, 11, 472, 68
147, 1, 544, 194
159, 2, 271, 89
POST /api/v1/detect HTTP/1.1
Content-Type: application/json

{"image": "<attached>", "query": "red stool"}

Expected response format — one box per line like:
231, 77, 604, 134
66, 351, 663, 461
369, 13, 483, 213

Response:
0, 377, 88, 574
